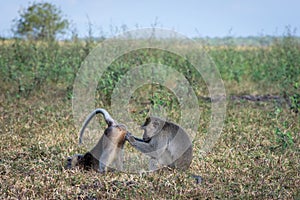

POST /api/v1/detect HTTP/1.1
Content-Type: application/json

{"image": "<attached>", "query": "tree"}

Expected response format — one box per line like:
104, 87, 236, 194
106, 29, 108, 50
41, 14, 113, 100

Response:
13, 2, 69, 40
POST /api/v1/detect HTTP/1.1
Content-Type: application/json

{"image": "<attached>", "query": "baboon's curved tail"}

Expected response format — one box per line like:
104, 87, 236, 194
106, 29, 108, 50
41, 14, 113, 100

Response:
79, 108, 116, 144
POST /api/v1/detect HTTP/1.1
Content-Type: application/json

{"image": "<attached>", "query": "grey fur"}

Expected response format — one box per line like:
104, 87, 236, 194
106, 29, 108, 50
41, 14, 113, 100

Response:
126, 116, 193, 171
66, 108, 126, 172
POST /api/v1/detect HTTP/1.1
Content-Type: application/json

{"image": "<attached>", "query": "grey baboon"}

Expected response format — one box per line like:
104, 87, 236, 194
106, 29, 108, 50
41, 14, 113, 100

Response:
66, 108, 127, 172
126, 116, 193, 170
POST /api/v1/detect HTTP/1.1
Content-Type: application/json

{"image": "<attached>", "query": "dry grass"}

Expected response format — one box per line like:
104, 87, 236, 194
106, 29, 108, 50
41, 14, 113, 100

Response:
0, 84, 299, 199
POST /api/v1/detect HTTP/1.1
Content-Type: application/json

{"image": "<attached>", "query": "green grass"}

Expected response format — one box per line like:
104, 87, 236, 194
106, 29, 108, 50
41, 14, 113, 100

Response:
0, 35, 299, 199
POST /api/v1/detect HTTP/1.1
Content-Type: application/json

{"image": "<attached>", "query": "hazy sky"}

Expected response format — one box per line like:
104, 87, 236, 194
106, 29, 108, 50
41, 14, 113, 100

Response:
1, 0, 299, 38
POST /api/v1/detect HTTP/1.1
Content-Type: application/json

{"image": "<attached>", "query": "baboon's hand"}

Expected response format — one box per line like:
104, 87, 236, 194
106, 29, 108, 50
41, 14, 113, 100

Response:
125, 132, 131, 139
125, 132, 135, 143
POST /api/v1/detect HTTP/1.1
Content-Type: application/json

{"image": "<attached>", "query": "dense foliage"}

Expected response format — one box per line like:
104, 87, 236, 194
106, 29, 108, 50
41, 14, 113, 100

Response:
12, 2, 69, 40
0, 33, 299, 105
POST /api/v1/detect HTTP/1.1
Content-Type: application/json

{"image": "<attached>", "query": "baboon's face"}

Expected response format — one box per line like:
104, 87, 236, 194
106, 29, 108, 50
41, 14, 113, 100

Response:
66, 154, 84, 169
66, 152, 99, 171
141, 117, 165, 141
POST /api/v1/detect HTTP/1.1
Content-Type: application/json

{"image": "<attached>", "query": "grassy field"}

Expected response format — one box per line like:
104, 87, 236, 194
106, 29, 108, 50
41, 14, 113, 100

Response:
0, 34, 299, 199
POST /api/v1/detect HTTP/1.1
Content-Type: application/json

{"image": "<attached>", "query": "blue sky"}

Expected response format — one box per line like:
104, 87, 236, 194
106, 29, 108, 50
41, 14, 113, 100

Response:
1, 0, 299, 38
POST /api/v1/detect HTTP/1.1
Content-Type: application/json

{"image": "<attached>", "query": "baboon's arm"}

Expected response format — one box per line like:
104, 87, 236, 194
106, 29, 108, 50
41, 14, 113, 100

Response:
126, 134, 163, 158
126, 134, 154, 153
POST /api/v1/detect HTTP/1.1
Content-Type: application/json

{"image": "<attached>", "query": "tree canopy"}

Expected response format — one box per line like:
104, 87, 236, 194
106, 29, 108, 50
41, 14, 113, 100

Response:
13, 2, 69, 40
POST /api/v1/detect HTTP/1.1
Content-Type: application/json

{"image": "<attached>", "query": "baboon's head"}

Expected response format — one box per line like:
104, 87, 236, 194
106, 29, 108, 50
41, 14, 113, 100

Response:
66, 153, 98, 170
105, 124, 128, 147
66, 154, 84, 169
141, 117, 165, 142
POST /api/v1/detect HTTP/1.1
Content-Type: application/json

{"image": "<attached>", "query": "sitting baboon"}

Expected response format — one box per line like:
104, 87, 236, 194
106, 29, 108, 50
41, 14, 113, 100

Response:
66, 108, 128, 172
126, 116, 193, 171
